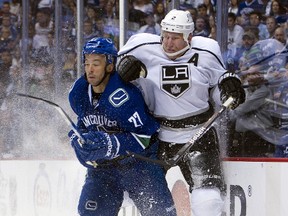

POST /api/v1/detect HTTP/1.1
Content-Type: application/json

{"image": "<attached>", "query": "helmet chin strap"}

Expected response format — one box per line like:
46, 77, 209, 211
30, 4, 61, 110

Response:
162, 44, 190, 59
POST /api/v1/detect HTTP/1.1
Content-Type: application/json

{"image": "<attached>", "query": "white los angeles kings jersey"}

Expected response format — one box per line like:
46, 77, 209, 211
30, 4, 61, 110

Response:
118, 33, 227, 143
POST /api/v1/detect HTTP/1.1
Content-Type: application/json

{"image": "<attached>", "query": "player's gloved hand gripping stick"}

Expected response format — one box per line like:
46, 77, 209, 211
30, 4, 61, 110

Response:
127, 97, 234, 168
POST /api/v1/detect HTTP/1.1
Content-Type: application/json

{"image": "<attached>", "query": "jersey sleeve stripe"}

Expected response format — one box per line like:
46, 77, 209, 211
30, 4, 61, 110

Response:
131, 133, 152, 149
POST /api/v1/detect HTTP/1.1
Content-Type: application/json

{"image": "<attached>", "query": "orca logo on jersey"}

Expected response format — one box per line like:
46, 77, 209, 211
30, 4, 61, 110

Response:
109, 88, 129, 107
161, 64, 190, 98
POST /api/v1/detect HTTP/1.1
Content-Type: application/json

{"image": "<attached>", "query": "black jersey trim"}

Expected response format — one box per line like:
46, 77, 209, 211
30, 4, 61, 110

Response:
118, 42, 161, 56
191, 47, 226, 69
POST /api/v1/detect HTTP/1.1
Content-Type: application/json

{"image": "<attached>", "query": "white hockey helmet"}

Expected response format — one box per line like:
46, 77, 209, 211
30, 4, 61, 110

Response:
161, 9, 194, 43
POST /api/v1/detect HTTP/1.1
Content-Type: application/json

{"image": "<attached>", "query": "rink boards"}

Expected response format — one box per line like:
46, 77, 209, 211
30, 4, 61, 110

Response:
0, 159, 288, 216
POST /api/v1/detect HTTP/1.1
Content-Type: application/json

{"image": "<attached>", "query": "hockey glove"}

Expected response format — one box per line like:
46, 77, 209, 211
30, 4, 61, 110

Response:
218, 72, 245, 109
68, 130, 120, 168
117, 55, 147, 83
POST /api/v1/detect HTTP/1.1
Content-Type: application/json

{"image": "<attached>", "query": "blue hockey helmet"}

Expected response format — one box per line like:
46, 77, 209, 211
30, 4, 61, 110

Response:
82, 37, 118, 64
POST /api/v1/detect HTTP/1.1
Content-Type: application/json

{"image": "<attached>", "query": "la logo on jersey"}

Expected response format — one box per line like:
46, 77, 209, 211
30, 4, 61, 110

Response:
161, 64, 190, 98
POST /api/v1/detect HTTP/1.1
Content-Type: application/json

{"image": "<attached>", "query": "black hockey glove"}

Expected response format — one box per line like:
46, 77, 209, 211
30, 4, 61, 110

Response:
117, 55, 147, 83
218, 72, 245, 109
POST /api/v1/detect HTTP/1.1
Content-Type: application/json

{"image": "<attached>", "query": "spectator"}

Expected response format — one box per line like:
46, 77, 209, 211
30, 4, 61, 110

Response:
32, 8, 53, 50
231, 39, 287, 156
9, 0, 21, 15
0, 14, 18, 40
197, 3, 210, 31
266, 15, 278, 38
228, 0, 239, 15
231, 29, 259, 71
197, 3, 208, 18
9, 0, 21, 28
154, 1, 165, 24
269, 0, 288, 25
230, 38, 287, 153
28, 47, 54, 99
83, 18, 98, 43
102, 0, 117, 20
248, 11, 270, 40
85, 6, 97, 26
0, 1, 17, 25
128, 0, 147, 27
193, 16, 210, 37
228, 12, 244, 48
203, 0, 215, 16
237, 0, 264, 26
133, 0, 153, 14
187, 7, 198, 23
262, 0, 272, 16
228, 70, 274, 157
102, 1, 119, 40
62, 0, 77, 25
137, 11, 161, 35
0, 26, 16, 52
94, 17, 106, 37
229, 71, 273, 133
274, 26, 287, 45
238, 29, 260, 70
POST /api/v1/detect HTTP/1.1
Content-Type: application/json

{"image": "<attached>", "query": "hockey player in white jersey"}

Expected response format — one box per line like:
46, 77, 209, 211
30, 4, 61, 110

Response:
118, 9, 246, 216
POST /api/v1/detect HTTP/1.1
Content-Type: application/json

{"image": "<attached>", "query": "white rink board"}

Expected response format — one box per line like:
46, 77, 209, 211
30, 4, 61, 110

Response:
0, 160, 288, 216
222, 160, 288, 216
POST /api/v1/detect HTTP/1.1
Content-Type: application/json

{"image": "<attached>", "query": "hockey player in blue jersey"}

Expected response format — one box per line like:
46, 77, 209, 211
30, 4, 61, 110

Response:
68, 37, 176, 215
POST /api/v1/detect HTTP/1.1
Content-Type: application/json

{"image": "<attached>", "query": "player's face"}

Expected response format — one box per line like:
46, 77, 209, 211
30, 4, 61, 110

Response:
162, 31, 188, 58
84, 54, 109, 88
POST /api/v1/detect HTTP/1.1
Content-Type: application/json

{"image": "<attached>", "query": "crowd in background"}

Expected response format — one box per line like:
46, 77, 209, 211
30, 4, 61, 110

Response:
0, 0, 287, 159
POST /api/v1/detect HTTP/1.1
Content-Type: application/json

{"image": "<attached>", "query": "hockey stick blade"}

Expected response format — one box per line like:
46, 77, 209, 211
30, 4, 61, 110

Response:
16, 93, 85, 141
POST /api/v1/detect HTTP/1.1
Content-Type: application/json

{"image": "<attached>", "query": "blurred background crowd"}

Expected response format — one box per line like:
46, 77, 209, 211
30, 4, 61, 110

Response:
0, 0, 287, 159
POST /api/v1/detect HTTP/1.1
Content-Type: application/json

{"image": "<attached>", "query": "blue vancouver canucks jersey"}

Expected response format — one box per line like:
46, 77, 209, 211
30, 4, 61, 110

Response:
69, 72, 160, 157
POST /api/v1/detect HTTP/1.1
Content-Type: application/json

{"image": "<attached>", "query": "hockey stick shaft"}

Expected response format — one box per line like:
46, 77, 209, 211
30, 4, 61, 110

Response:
16, 93, 85, 141
126, 150, 171, 167
165, 96, 234, 166
265, 98, 288, 109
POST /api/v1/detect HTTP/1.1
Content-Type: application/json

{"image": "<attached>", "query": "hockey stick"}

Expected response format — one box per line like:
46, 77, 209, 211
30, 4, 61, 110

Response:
265, 98, 288, 109
16, 93, 85, 142
128, 96, 234, 167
